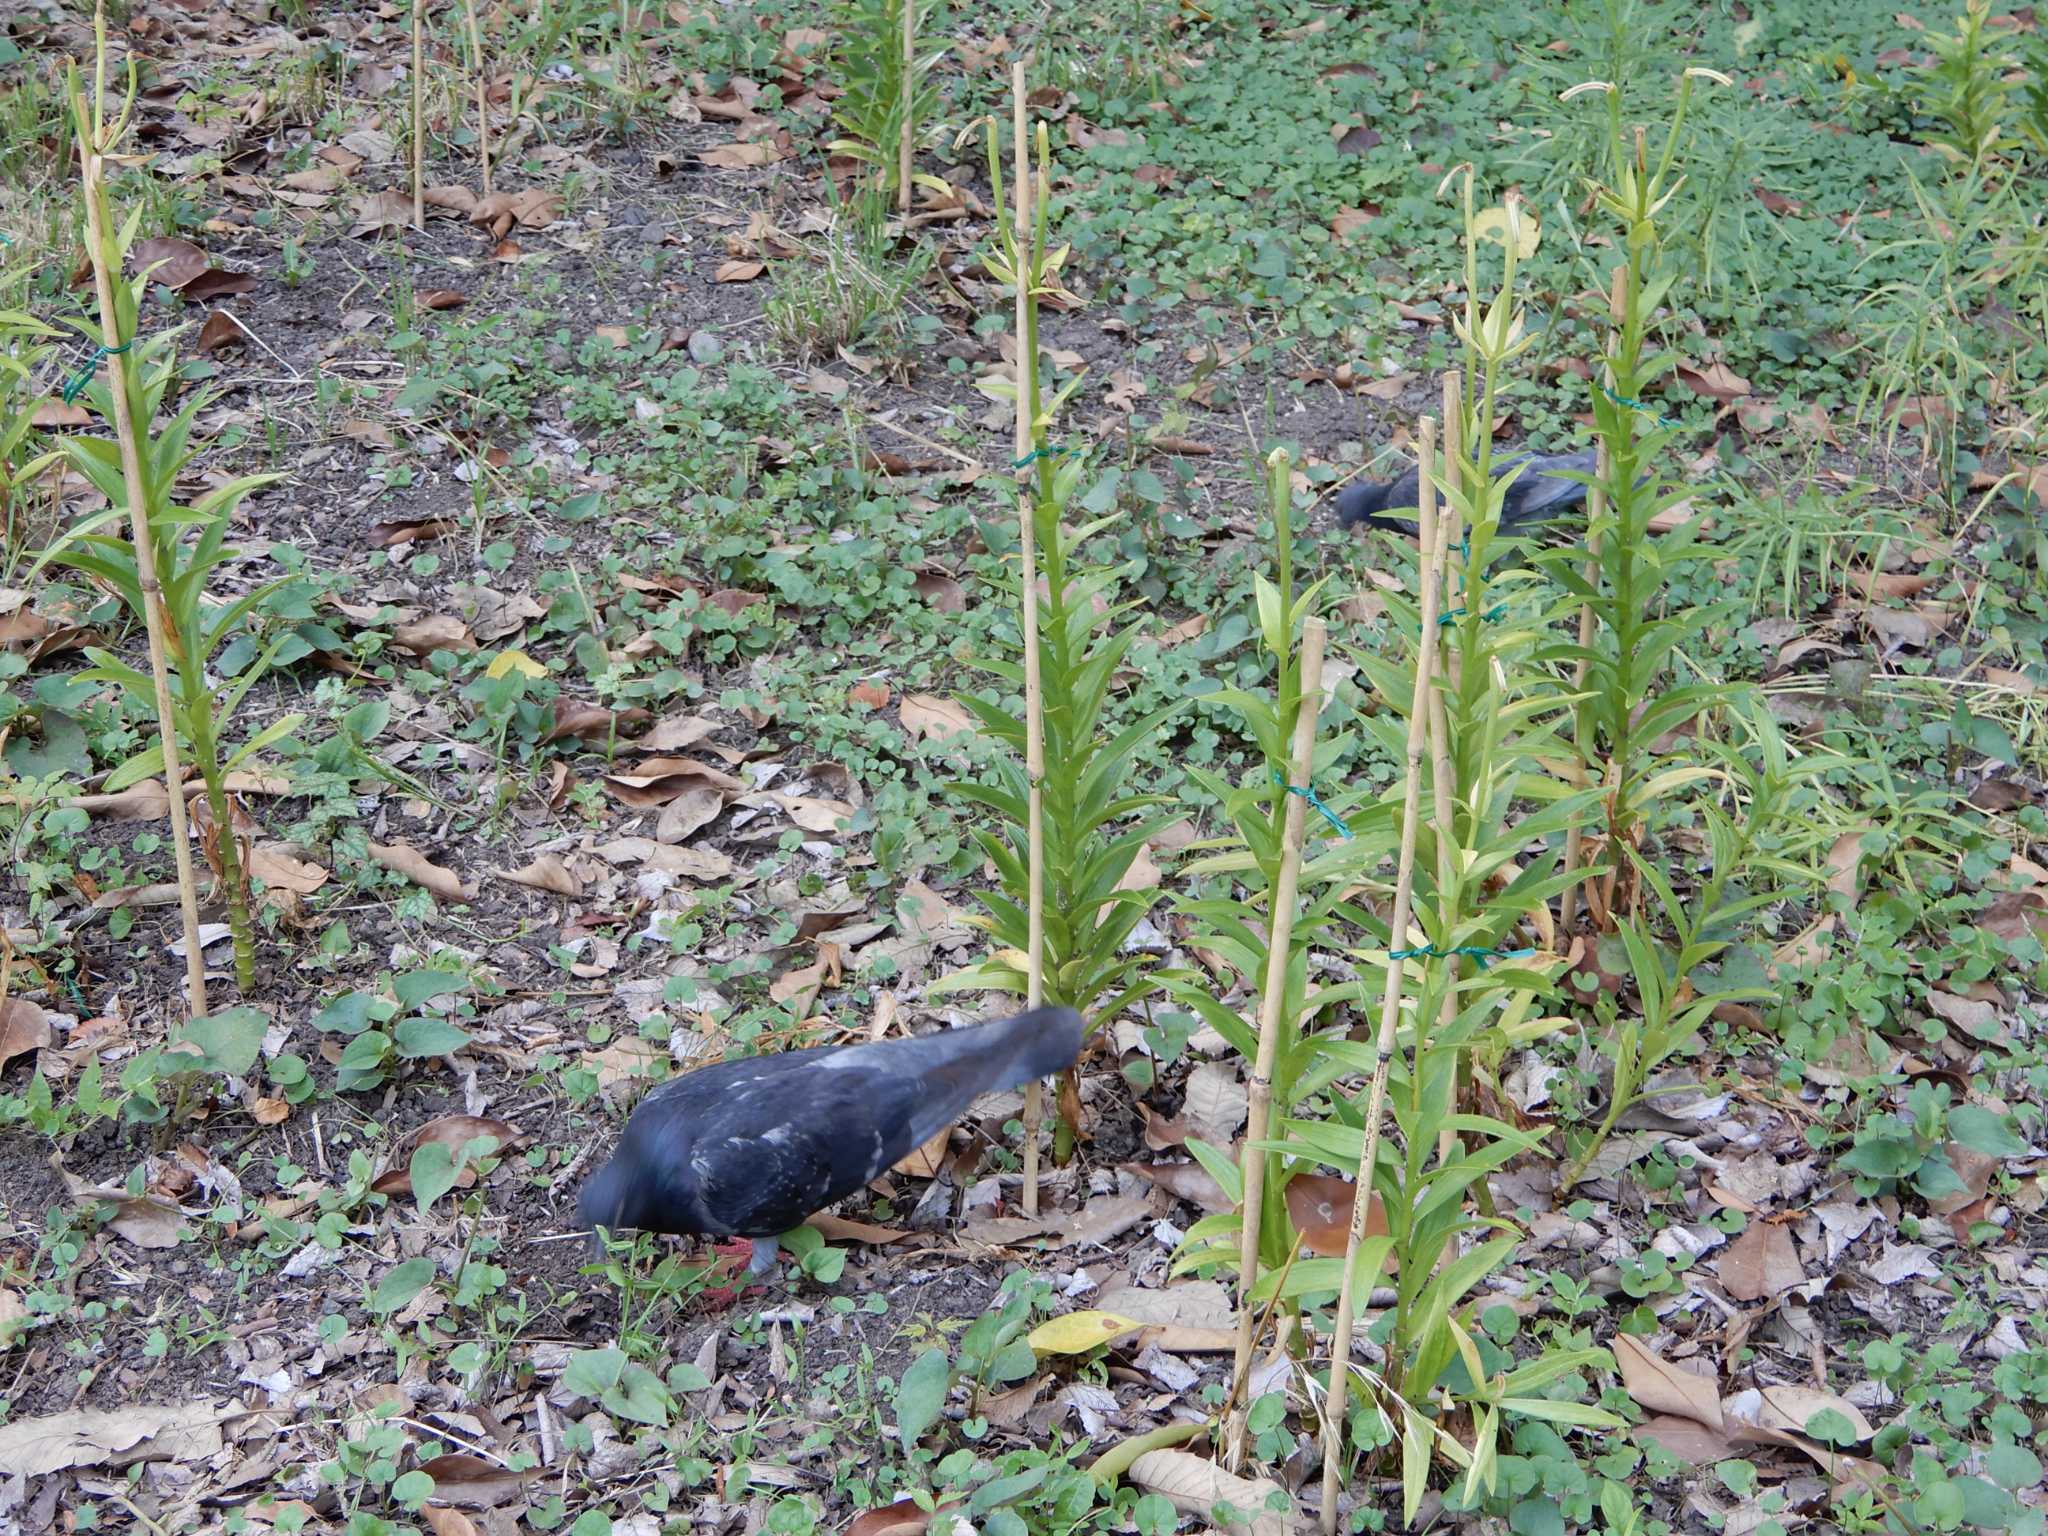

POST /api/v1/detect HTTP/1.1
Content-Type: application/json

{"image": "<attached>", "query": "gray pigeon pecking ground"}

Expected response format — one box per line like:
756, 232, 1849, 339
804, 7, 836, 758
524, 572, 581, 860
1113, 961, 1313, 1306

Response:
1335, 447, 1602, 536
577, 1005, 1087, 1294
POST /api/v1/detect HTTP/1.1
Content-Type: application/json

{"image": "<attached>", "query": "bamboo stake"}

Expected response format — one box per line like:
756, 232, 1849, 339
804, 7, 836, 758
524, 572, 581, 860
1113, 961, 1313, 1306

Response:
463, 0, 491, 196
1320, 422, 1451, 1536
1433, 379, 1468, 1167
1561, 266, 1627, 935
897, 0, 916, 212
70, 65, 208, 1018
411, 0, 426, 229
1227, 603, 1327, 1469
1010, 63, 1050, 1220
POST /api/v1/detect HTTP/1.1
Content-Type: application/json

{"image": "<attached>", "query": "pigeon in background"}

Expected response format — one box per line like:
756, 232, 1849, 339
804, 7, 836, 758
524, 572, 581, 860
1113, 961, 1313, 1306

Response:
1335, 447, 1602, 536
577, 1006, 1087, 1289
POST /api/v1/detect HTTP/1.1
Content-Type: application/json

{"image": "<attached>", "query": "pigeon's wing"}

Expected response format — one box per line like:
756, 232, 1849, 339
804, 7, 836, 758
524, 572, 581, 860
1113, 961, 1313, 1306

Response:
1502, 450, 1600, 520
686, 1060, 924, 1236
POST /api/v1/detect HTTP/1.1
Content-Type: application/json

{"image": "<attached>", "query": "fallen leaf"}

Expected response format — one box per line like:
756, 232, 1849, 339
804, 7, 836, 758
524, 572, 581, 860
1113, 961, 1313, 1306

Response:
1027, 1311, 1144, 1355
899, 693, 976, 743
738, 790, 853, 835
893, 1127, 951, 1177
130, 237, 209, 289
392, 614, 478, 656
1612, 1332, 1723, 1430
714, 259, 766, 283
371, 1116, 525, 1196
368, 842, 469, 902
701, 140, 784, 169
196, 311, 244, 352
0, 998, 52, 1069
1284, 1172, 1390, 1260
419, 289, 468, 309
1124, 1450, 1289, 1536
500, 855, 581, 896
248, 844, 330, 899
1677, 361, 1752, 402
601, 757, 745, 809
0, 1403, 230, 1477
1182, 1061, 1248, 1145
1716, 1220, 1805, 1302
351, 189, 416, 237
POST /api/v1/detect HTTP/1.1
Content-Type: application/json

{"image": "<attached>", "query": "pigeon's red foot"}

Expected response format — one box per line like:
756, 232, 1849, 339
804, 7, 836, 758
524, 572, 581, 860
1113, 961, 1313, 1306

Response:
690, 1238, 767, 1313
694, 1281, 769, 1314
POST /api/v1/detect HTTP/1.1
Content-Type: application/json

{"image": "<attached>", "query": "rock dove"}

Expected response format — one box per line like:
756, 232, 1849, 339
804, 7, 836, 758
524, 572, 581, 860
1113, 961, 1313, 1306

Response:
1335, 448, 1601, 536
577, 1005, 1087, 1279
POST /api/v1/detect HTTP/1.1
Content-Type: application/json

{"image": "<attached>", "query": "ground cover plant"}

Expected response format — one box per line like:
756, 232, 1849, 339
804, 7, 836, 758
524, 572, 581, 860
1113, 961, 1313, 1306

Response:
0, 1, 2046, 1535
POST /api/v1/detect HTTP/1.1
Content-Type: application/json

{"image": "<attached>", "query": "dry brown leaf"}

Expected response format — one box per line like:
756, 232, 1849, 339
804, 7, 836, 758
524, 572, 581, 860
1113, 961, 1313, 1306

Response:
1125, 1450, 1289, 1536
714, 259, 766, 283
1284, 1172, 1391, 1261
0, 998, 52, 1069
849, 681, 891, 710
392, 614, 478, 656
371, 1115, 527, 1196
368, 842, 469, 902
0, 1403, 230, 1478
1182, 1061, 1248, 1145
249, 844, 330, 898
602, 757, 745, 809
640, 713, 719, 751
130, 237, 209, 290
893, 1126, 951, 1177
1716, 1219, 1805, 1302
740, 790, 854, 835
351, 189, 415, 237
500, 854, 581, 896
899, 693, 976, 743
419, 289, 468, 310
196, 311, 244, 352
656, 785, 724, 842
1677, 361, 1751, 402
414, 1452, 532, 1508
421, 1507, 479, 1536
702, 140, 785, 169
1612, 1332, 1724, 1430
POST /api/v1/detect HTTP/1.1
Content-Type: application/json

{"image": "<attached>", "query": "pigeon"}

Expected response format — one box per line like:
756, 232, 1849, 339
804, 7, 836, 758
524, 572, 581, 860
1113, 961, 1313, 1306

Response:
577, 1005, 1087, 1283
1335, 448, 1602, 536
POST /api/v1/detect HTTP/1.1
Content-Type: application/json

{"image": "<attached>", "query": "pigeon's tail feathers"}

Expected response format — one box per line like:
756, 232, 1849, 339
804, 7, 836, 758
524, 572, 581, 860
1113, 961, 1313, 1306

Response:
1334, 471, 1419, 532
986, 1005, 1088, 1090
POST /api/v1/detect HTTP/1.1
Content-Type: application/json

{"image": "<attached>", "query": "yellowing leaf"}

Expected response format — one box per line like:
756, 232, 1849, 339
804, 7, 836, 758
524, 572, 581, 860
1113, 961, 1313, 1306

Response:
1473, 205, 1540, 259
1026, 1311, 1143, 1356
486, 649, 547, 680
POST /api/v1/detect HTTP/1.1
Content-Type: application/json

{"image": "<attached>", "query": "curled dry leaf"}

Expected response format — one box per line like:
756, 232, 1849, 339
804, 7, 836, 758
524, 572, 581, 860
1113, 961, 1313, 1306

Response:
714, 259, 766, 282
129, 237, 209, 290
419, 289, 468, 310
542, 697, 651, 743
249, 844, 330, 899
1715, 1219, 1805, 1302
351, 189, 416, 237
602, 756, 746, 809
500, 854, 581, 896
739, 790, 853, 835
368, 842, 470, 902
414, 1452, 532, 1508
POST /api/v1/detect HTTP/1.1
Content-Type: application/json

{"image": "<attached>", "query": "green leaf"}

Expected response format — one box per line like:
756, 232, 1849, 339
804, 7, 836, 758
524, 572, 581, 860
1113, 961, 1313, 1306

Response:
370, 1257, 436, 1314
409, 1142, 459, 1213
894, 1347, 952, 1452
394, 1016, 475, 1059
169, 1005, 268, 1077
1948, 1105, 2026, 1159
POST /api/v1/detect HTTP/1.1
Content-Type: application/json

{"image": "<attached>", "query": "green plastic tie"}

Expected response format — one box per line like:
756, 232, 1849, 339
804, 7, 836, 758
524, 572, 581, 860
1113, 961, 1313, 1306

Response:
1272, 771, 1351, 841
62, 338, 136, 405
1013, 445, 1066, 469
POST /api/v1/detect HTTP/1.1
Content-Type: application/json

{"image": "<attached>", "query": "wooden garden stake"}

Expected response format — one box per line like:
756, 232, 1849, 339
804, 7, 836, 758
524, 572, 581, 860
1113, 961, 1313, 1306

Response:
1009, 63, 1050, 1219
897, 0, 916, 211
411, 0, 426, 228
1227, 604, 1328, 1467
1561, 265, 1627, 935
463, 0, 491, 195
1320, 421, 1452, 1535
70, 62, 209, 1017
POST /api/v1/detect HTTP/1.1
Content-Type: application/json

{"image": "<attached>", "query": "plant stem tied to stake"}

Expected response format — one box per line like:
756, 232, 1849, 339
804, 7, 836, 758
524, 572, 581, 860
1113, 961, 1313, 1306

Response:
1010, 63, 1049, 1220
1321, 417, 1450, 1535
1230, 592, 1326, 1467
69, 42, 208, 1016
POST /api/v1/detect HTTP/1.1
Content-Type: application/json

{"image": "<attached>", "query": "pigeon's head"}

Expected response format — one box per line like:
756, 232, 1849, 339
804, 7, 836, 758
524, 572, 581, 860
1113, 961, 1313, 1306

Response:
576, 1155, 640, 1256
1334, 478, 1408, 530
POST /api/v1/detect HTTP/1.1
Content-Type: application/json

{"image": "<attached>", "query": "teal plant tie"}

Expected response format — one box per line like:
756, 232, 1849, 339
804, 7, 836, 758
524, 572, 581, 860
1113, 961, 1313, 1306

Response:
1600, 382, 1674, 429
1013, 444, 1066, 469
1388, 943, 1537, 967
1272, 770, 1350, 840
1439, 602, 1506, 627
62, 338, 135, 404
